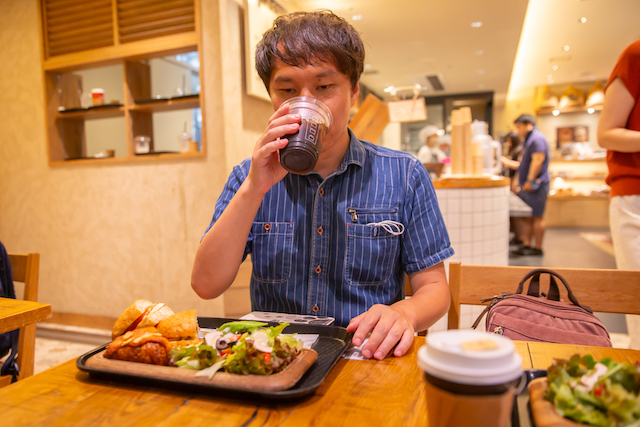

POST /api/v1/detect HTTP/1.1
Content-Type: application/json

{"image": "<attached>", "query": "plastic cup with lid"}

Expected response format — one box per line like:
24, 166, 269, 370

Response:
278, 96, 333, 175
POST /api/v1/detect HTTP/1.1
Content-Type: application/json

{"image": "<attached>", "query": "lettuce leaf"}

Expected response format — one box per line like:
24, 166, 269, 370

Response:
545, 355, 640, 426
217, 321, 267, 334
263, 322, 288, 346
279, 334, 303, 351
170, 344, 218, 370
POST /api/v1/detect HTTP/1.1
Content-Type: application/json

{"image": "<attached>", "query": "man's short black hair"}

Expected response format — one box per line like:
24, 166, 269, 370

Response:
514, 114, 536, 126
255, 11, 365, 93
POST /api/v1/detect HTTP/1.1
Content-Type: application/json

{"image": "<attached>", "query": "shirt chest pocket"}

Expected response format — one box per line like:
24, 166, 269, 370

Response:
251, 222, 294, 284
345, 207, 401, 286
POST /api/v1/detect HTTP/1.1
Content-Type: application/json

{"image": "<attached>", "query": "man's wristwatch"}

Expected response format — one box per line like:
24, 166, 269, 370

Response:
527, 179, 541, 189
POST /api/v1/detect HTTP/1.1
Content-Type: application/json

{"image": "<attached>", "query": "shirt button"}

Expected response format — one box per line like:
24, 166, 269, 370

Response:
317, 227, 323, 235
264, 223, 271, 231
312, 305, 319, 312
319, 189, 325, 196
315, 266, 321, 274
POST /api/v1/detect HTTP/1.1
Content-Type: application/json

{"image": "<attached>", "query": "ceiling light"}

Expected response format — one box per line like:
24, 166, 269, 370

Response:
580, 17, 587, 23
352, 15, 363, 21
552, 110, 560, 116
547, 74, 553, 80
477, 69, 485, 75
587, 108, 595, 114
564, 45, 570, 51
475, 50, 484, 55
471, 22, 483, 28
551, 65, 558, 71
364, 64, 371, 69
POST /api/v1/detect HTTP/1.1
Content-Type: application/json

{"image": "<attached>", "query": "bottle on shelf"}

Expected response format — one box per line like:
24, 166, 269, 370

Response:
178, 122, 192, 153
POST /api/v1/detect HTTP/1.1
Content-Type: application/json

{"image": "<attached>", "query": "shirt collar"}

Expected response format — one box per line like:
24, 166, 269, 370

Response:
334, 128, 366, 175
525, 126, 538, 143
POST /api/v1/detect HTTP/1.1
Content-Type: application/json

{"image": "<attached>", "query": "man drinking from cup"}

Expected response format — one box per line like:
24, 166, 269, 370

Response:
192, 11, 453, 360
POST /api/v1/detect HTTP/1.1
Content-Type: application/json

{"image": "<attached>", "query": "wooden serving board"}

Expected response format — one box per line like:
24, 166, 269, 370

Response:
85, 348, 318, 392
529, 378, 583, 427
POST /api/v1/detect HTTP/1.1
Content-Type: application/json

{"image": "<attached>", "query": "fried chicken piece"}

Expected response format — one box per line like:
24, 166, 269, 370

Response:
104, 326, 172, 365
106, 342, 170, 365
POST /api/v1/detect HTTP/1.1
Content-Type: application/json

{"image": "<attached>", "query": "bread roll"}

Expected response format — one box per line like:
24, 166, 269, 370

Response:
137, 303, 174, 329
111, 299, 154, 339
157, 310, 197, 341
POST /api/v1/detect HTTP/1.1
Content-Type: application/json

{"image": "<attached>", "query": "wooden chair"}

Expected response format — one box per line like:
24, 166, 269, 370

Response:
1, 253, 40, 386
447, 262, 640, 330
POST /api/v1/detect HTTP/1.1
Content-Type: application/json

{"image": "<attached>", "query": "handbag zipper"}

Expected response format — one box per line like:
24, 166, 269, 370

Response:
472, 293, 511, 329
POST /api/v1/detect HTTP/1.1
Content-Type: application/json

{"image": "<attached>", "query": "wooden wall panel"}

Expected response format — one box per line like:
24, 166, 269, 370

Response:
43, 0, 114, 57
117, 0, 195, 44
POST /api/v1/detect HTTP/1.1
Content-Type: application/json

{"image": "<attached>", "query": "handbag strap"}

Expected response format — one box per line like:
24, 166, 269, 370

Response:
515, 268, 593, 313
525, 273, 561, 301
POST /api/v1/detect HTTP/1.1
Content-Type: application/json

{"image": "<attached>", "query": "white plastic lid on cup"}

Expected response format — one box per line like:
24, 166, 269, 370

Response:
417, 330, 523, 386
91, 88, 104, 95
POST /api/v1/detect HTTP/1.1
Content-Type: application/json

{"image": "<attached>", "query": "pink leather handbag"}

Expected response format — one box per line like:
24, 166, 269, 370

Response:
472, 269, 612, 347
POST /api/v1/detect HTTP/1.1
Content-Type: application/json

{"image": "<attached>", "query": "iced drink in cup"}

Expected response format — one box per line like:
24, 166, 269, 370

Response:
417, 330, 524, 427
279, 96, 332, 175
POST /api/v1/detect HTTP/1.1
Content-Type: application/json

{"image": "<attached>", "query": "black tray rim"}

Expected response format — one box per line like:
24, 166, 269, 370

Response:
76, 316, 353, 401
514, 369, 548, 427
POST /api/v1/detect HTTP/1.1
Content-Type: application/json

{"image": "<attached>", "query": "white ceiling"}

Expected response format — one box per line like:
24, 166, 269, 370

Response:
509, 0, 640, 94
287, 0, 640, 101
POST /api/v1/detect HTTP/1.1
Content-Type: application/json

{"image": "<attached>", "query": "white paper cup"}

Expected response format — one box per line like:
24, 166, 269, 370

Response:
417, 330, 524, 427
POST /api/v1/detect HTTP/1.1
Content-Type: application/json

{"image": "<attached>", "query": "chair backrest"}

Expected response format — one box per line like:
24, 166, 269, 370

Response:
447, 262, 640, 330
7, 253, 40, 380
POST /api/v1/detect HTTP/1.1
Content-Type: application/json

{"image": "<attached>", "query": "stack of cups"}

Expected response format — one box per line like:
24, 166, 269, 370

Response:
417, 330, 524, 427
279, 96, 332, 175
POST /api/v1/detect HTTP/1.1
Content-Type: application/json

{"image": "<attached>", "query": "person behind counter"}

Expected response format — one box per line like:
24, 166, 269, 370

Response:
417, 125, 447, 164
500, 132, 524, 246
191, 11, 453, 361
597, 38, 640, 349
501, 131, 523, 183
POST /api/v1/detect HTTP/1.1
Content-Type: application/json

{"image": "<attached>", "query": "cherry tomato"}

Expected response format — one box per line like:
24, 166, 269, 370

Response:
594, 384, 605, 397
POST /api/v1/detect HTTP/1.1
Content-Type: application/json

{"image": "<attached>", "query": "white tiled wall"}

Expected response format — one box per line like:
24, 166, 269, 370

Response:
428, 185, 510, 333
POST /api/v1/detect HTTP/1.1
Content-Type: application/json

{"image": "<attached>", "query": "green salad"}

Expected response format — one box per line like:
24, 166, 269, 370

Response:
545, 354, 640, 426
167, 321, 303, 378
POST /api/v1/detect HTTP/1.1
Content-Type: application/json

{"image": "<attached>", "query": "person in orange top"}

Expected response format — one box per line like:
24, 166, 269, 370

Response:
597, 38, 640, 349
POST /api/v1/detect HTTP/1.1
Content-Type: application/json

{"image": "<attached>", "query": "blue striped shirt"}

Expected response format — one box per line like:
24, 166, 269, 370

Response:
205, 130, 453, 327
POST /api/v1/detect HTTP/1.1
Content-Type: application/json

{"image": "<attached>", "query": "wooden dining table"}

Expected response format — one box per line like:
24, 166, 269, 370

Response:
0, 297, 51, 334
1, 338, 639, 426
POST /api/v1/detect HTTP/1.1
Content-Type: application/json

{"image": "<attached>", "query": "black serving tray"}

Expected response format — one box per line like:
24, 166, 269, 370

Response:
76, 317, 352, 401
512, 369, 547, 427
